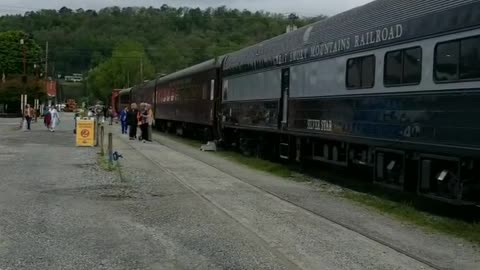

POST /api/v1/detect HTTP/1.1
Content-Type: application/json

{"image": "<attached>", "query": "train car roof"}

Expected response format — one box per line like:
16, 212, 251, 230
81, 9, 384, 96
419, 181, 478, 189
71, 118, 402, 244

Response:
119, 88, 132, 94
223, 0, 480, 75
133, 79, 156, 90
156, 57, 225, 84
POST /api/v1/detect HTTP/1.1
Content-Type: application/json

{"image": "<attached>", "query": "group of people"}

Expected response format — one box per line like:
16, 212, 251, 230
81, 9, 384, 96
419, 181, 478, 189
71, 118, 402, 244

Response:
42, 105, 60, 132
23, 102, 151, 138
87, 105, 114, 125
119, 103, 154, 143
22, 104, 59, 132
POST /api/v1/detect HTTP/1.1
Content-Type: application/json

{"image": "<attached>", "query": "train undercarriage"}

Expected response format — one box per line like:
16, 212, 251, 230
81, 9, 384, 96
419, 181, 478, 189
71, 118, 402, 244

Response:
155, 119, 215, 142
223, 128, 480, 205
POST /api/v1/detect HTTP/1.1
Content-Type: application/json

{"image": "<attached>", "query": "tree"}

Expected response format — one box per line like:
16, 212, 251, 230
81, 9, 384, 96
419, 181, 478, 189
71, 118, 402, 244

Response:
0, 31, 45, 113
87, 40, 154, 100
0, 6, 325, 87
0, 31, 42, 77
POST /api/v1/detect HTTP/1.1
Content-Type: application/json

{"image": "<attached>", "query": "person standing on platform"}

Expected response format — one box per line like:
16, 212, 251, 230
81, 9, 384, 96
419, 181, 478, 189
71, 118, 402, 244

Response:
127, 103, 139, 140
95, 106, 102, 123
108, 106, 113, 125
44, 106, 51, 129
24, 104, 33, 131
102, 106, 107, 123
139, 103, 149, 143
43, 106, 49, 118
49, 106, 60, 132
146, 103, 154, 142
120, 106, 128, 134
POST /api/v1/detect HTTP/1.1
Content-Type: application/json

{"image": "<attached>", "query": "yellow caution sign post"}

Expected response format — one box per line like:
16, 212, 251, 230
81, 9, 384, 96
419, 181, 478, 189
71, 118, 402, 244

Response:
76, 119, 95, 147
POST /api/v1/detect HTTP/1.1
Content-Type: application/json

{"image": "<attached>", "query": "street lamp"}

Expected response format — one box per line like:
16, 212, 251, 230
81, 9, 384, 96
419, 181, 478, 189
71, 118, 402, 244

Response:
20, 38, 27, 119
20, 39, 26, 81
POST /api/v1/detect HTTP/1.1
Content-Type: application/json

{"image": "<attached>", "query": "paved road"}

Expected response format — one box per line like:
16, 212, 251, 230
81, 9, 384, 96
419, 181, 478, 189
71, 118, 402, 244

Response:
0, 115, 477, 269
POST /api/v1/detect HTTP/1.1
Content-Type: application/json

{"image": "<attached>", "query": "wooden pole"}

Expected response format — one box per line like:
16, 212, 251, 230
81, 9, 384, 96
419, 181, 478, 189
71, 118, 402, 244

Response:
100, 125, 105, 156
95, 122, 100, 146
108, 133, 113, 166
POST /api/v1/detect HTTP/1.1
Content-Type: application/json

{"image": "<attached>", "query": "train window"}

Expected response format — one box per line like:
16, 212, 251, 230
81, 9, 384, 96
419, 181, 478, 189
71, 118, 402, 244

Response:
202, 83, 208, 100
120, 94, 129, 104
346, 55, 375, 89
223, 80, 228, 101
384, 47, 421, 86
435, 41, 459, 81
460, 36, 480, 80
435, 36, 480, 82
404, 48, 422, 84
210, 79, 215, 101
385, 51, 402, 85
361, 55, 375, 88
346, 58, 361, 89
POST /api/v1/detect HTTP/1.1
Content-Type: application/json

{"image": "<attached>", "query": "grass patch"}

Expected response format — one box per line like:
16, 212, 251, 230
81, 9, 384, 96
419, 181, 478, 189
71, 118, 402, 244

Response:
96, 154, 118, 172
216, 151, 293, 178
344, 191, 480, 244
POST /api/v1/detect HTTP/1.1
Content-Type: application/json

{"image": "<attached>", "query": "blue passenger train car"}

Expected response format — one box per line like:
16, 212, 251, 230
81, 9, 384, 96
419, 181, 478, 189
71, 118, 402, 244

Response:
221, 0, 480, 204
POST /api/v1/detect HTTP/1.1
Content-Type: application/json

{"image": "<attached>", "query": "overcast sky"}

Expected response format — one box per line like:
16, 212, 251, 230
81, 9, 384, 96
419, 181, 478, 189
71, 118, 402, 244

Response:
0, 0, 374, 17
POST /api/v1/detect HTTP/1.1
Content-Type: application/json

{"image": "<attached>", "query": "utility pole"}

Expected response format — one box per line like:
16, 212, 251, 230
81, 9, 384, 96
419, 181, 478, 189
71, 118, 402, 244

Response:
45, 41, 48, 79
21, 39, 26, 81
20, 38, 27, 117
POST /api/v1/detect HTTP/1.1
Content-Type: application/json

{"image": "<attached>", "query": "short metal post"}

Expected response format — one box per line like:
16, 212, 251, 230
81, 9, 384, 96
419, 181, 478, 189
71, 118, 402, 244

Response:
95, 122, 100, 146
108, 133, 113, 166
100, 126, 105, 156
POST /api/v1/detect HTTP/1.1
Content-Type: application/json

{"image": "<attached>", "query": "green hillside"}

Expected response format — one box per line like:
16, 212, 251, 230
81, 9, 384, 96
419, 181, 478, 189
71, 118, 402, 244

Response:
0, 6, 320, 73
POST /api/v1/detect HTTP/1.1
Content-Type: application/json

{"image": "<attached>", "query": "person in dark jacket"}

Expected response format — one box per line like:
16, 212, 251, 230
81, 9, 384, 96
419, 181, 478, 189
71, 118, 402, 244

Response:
139, 103, 149, 143
119, 106, 128, 134
126, 103, 139, 140
102, 106, 108, 123
43, 106, 51, 128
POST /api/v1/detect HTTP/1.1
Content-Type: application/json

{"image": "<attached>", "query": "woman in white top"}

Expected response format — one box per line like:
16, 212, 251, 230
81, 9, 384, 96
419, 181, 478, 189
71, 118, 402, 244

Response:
50, 106, 60, 132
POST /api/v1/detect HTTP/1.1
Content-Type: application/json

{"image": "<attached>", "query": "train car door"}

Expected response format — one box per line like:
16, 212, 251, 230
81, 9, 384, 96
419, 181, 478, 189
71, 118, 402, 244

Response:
279, 68, 290, 130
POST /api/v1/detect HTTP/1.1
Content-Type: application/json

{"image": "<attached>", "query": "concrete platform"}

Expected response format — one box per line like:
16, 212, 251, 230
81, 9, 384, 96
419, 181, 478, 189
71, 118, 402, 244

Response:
0, 115, 477, 270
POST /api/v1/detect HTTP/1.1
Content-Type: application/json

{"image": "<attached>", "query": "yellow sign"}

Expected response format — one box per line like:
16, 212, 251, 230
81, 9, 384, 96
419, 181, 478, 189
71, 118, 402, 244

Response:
76, 119, 95, 147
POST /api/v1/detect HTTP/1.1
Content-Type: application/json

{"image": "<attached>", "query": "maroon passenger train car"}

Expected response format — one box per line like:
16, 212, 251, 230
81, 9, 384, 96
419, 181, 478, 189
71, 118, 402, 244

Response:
154, 58, 224, 139
131, 81, 156, 108
117, 88, 132, 112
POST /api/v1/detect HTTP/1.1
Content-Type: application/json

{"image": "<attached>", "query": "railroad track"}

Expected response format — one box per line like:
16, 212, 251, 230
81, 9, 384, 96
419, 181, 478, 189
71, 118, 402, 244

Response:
121, 133, 447, 270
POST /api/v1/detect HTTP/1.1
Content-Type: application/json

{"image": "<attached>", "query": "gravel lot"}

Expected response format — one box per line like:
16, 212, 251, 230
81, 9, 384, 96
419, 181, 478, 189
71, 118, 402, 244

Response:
0, 115, 477, 270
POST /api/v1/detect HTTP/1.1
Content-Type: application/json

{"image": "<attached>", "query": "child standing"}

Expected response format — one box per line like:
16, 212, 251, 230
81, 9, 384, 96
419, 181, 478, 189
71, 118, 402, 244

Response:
120, 106, 128, 134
